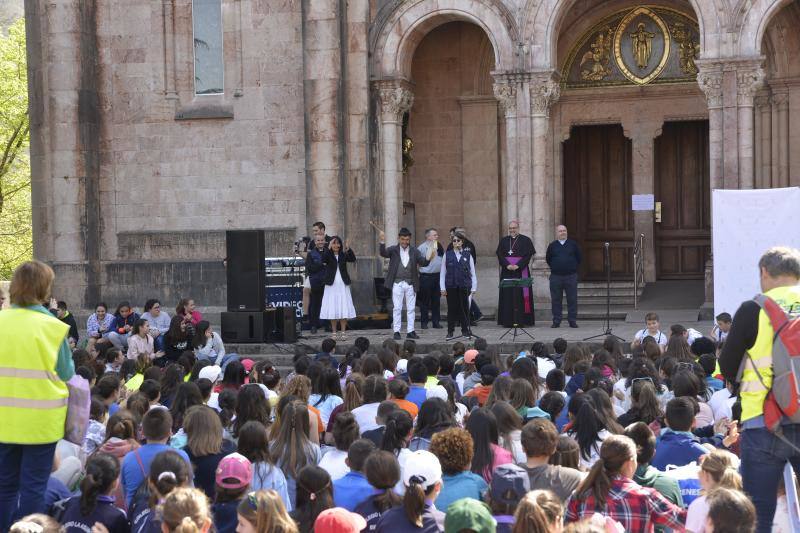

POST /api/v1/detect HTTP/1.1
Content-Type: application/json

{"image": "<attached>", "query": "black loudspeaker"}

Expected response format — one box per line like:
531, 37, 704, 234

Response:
221, 312, 265, 343
226, 230, 265, 312
264, 307, 297, 343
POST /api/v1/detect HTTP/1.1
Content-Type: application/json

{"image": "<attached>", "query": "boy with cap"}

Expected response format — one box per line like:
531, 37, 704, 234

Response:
315, 507, 368, 533
464, 364, 499, 406
333, 439, 377, 511
444, 499, 497, 533
212, 452, 252, 533
489, 464, 530, 532
459, 349, 482, 394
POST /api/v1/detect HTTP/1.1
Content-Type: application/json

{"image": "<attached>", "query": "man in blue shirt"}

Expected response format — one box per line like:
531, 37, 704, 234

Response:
120, 407, 192, 505
333, 439, 377, 511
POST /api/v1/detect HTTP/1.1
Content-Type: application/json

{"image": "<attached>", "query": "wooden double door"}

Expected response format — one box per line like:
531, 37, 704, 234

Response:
563, 121, 710, 281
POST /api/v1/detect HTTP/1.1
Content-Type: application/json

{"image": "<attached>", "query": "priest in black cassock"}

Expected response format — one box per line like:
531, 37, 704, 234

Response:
495, 221, 535, 326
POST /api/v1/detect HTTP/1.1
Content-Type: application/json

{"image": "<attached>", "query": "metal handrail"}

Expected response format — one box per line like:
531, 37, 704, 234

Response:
633, 233, 645, 309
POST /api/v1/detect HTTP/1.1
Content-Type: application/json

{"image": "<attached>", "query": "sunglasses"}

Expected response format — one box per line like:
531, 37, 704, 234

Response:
452, 238, 462, 242
631, 377, 654, 385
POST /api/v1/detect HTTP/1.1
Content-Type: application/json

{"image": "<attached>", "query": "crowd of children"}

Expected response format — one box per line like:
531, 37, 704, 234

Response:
8, 302, 772, 533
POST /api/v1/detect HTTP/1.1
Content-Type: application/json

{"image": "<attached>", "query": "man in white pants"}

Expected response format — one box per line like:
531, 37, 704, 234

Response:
379, 227, 435, 340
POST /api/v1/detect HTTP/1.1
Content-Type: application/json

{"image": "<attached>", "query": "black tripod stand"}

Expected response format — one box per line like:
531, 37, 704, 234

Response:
499, 277, 535, 341
584, 242, 625, 342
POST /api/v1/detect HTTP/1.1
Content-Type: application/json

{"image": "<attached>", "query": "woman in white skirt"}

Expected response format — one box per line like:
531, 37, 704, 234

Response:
320, 236, 357, 340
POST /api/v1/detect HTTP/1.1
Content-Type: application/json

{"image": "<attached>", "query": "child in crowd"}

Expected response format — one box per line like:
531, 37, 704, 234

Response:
686, 449, 742, 533
374, 450, 445, 531
332, 439, 376, 511
236, 489, 298, 533
651, 397, 709, 470
464, 364, 499, 406
83, 396, 109, 456
59, 453, 128, 533
319, 412, 360, 480
429, 427, 488, 511
212, 453, 252, 533
354, 451, 403, 531
129, 450, 191, 532
443, 499, 497, 532
513, 490, 563, 533
546, 369, 567, 397
314, 507, 367, 533
161, 487, 213, 532
488, 464, 531, 532
388, 379, 419, 418
705, 488, 756, 533
466, 408, 513, 483
632, 312, 668, 349
290, 465, 334, 533
236, 421, 291, 508
711, 312, 732, 344
406, 361, 429, 408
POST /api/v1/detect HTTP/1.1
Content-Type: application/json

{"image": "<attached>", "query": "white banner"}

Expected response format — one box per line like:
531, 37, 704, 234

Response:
712, 187, 800, 319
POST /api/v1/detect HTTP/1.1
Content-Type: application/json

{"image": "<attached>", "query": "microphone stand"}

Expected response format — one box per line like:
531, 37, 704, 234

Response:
584, 242, 625, 342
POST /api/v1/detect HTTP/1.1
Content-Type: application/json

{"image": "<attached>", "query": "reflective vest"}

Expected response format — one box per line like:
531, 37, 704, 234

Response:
0, 308, 70, 444
740, 285, 800, 422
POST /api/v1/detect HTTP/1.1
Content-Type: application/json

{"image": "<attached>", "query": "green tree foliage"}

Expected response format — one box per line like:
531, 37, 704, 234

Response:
0, 18, 31, 280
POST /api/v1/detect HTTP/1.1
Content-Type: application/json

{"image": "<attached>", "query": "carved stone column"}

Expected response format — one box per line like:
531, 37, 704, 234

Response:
492, 76, 518, 226
755, 93, 771, 188
772, 88, 790, 188
736, 68, 765, 189
697, 65, 724, 190
529, 73, 560, 259
376, 80, 414, 241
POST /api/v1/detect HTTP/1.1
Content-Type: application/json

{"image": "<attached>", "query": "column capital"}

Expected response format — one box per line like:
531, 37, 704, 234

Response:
736, 68, 766, 106
696, 64, 723, 109
770, 85, 790, 107
529, 72, 561, 117
492, 81, 517, 116
375, 79, 414, 120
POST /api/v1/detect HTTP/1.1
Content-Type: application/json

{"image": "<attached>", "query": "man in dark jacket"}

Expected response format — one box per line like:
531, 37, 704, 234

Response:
545, 225, 582, 328
380, 227, 434, 340
304, 235, 328, 333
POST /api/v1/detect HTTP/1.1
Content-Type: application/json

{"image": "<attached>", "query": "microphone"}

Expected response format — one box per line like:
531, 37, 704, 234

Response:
604, 242, 610, 247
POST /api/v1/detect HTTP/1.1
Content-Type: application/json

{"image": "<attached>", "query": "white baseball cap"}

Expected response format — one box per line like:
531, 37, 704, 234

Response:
198, 365, 222, 383
402, 450, 442, 490
396, 359, 409, 374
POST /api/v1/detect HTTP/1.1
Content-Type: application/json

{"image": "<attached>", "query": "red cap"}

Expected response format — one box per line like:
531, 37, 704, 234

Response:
464, 349, 479, 364
314, 508, 367, 533
241, 358, 255, 372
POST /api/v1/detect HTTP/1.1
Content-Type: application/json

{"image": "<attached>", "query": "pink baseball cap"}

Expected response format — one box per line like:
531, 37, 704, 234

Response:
215, 452, 252, 490
464, 349, 479, 364
241, 359, 255, 372
314, 508, 367, 533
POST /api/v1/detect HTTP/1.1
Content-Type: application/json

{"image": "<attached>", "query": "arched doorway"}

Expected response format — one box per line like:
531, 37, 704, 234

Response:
554, 2, 710, 283
404, 21, 501, 255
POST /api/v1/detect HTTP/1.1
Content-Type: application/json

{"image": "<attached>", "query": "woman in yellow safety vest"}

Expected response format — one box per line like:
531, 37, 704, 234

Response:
0, 261, 75, 531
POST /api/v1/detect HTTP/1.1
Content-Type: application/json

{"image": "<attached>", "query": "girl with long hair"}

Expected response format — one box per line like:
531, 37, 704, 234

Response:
567, 435, 685, 530
170, 382, 204, 432
164, 315, 192, 364
409, 398, 456, 451
217, 360, 246, 393
351, 375, 388, 434
182, 405, 237, 498
671, 370, 714, 427
128, 318, 164, 362
58, 453, 127, 531
566, 394, 610, 470
233, 383, 272, 438
269, 401, 322, 508
289, 466, 334, 533
491, 400, 526, 463
685, 450, 742, 533
354, 451, 403, 530
160, 364, 184, 408
236, 421, 291, 508
319, 236, 357, 340
324, 372, 365, 441
175, 298, 203, 326
485, 375, 513, 408
309, 365, 344, 426
283, 374, 325, 437
129, 450, 192, 533
549, 435, 581, 470
664, 335, 694, 362
380, 409, 414, 493
585, 388, 625, 435
374, 450, 444, 531
465, 407, 513, 483
512, 490, 564, 533
319, 412, 360, 480
98, 409, 141, 509
236, 490, 298, 533
192, 320, 225, 365
617, 379, 664, 427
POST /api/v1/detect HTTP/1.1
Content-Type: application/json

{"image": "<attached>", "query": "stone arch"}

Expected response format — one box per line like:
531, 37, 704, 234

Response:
736, 0, 794, 57
371, 0, 519, 80
521, 0, 719, 70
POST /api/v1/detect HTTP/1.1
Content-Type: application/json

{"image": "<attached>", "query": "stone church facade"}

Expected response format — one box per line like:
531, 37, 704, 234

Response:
25, 0, 800, 314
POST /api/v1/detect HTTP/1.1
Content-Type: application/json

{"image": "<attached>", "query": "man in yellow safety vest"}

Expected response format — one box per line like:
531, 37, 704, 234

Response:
720, 246, 800, 533
0, 261, 75, 531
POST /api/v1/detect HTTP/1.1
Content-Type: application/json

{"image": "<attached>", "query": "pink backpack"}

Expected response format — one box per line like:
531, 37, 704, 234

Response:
64, 374, 91, 445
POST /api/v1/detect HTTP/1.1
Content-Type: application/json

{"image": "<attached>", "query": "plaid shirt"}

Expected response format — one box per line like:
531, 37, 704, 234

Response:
566, 475, 687, 532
